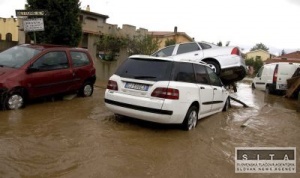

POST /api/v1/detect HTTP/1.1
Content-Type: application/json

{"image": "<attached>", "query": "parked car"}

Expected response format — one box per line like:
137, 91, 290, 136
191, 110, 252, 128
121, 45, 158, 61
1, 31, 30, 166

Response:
104, 55, 230, 131
151, 41, 247, 85
252, 62, 300, 94
0, 44, 96, 110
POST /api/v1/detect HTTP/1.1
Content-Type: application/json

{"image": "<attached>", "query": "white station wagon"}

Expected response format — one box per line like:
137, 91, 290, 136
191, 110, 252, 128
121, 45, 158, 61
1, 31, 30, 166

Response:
104, 55, 230, 131
152, 41, 247, 86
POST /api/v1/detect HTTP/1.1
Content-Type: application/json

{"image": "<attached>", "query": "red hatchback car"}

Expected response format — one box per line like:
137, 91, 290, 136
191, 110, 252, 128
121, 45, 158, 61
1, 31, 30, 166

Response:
0, 44, 96, 110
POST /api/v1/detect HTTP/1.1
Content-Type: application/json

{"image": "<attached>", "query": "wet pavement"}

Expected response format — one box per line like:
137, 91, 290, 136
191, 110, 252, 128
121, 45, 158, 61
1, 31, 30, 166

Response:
0, 81, 299, 178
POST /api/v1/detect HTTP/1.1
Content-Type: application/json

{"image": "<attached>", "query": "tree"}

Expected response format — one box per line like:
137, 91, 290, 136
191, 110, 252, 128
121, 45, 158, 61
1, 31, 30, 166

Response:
26, 0, 82, 46
253, 58, 263, 73
165, 38, 176, 47
281, 49, 286, 56
216, 41, 229, 47
95, 33, 127, 61
245, 57, 263, 76
250, 43, 269, 52
225, 41, 230, 46
216, 41, 223, 47
127, 34, 160, 55
245, 58, 254, 66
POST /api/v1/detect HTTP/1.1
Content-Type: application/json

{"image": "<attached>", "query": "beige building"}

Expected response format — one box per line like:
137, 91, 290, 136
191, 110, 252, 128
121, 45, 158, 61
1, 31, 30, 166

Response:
79, 9, 148, 81
149, 27, 194, 49
245, 49, 274, 62
0, 17, 18, 41
0, 17, 19, 51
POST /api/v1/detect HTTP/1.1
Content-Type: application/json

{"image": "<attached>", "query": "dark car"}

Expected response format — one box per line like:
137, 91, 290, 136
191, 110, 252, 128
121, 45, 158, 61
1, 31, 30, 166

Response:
0, 44, 96, 110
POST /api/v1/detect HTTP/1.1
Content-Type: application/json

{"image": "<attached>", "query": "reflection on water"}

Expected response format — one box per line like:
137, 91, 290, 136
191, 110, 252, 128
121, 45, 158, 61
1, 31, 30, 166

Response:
0, 84, 299, 177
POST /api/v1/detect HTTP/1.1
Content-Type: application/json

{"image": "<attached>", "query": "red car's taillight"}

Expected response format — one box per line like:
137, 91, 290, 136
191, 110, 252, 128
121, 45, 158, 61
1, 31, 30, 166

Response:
151, 87, 179, 100
107, 80, 118, 91
231, 47, 240, 56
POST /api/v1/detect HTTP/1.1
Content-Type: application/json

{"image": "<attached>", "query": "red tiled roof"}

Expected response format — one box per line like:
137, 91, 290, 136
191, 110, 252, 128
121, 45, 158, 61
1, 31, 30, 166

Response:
279, 51, 300, 59
265, 58, 300, 64
265, 51, 300, 63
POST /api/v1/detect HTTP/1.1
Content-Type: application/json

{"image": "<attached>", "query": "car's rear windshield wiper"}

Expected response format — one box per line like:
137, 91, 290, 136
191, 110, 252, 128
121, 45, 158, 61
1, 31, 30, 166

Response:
134, 76, 157, 79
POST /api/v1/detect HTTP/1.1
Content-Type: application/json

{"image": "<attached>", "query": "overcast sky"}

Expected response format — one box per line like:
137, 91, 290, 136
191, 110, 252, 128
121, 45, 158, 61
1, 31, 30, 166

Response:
0, 0, 299, 54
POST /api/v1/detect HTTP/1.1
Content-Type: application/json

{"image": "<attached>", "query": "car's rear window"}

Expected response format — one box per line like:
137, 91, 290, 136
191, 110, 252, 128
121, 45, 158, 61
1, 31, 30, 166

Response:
115, 58, 173, 81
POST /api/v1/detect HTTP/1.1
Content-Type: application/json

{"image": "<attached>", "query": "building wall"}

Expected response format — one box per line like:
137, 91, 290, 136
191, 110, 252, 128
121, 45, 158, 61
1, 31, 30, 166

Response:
176, 35, 191, 43
80, 11, 149, 81
245, 50, 271, 61
155, 34, 192, 49
0, 17, 18, 42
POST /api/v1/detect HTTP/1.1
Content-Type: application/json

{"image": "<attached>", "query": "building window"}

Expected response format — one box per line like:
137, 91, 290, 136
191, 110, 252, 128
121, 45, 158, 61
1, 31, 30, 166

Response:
0, 33, 2, 40
6, 33, 12, 41
86, 16, 97, 21
255, 55, 261, 60
79, 15, 84, 23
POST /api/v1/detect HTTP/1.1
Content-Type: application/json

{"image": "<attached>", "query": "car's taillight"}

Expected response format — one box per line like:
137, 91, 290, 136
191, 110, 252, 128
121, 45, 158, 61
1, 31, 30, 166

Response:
107, 80, 118, 91
273, 64, 278, 83
231, 47, 240, 56
151, 87, 179, 100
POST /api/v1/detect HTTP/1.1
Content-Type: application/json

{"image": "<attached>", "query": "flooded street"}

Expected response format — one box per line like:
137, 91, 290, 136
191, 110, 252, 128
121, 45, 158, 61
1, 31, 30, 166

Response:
0, 82, 299, 178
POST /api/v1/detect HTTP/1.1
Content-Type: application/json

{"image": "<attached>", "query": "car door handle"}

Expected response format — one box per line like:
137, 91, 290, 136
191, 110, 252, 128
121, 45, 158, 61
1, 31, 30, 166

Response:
200, 87, 205, 89
214, 88, 217, 90
194, 53, 198, 56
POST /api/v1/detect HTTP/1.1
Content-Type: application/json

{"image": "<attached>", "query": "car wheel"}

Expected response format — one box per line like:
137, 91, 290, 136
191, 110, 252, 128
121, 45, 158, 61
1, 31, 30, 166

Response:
265, 85, 271, 94
182, 106, 198, 131
5, 93, 25, 110
206, 61, 220, 75
222, 97, 230, 112
79, 82, 94, 97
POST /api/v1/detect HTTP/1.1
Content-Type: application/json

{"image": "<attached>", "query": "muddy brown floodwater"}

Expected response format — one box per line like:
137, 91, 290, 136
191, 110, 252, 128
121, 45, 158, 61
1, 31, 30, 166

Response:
0, 82, 299, 178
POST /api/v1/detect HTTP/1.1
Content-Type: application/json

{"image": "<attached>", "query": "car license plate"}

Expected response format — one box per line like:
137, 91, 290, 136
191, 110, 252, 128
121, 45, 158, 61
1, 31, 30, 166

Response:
125, 82, 149, 91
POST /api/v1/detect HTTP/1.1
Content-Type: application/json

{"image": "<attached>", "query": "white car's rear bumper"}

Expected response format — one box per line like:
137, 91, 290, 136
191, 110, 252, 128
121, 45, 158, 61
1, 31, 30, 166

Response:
104, 90, 190, 124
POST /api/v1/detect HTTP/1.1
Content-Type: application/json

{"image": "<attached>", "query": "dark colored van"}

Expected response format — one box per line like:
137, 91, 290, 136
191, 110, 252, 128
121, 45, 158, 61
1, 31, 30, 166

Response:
0, 44, 96, 110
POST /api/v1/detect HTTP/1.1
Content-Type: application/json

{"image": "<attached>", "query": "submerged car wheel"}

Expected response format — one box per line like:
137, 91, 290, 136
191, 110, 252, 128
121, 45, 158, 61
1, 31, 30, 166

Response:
182, 106, 198, 131
206, 61, 220, 75
265, 85, 272, 94
5, 93, 24, 110
79, 82, 94, 97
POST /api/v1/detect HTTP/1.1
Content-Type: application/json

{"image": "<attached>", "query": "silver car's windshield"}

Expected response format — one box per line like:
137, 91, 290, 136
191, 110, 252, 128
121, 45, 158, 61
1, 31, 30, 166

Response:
0, 46, 41, 68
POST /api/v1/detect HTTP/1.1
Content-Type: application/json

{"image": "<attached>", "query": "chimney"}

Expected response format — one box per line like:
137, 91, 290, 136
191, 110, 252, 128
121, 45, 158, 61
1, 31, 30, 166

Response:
86, 5, 90, 11
174, 26, 177, 34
